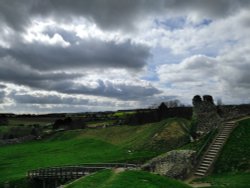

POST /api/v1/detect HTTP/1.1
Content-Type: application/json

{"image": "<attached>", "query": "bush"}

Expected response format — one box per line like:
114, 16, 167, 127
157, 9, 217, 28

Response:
53, 117, 85, 130
190, 116, 198, 138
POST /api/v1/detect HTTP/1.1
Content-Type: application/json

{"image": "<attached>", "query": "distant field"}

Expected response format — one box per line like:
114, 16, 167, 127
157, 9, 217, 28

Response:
65, 169, 191, 188
112, 111, 136, 118
0, 118, 190, 187
86, 120, 115, 127
0, 117, 58, 138
7, 117, 58, 126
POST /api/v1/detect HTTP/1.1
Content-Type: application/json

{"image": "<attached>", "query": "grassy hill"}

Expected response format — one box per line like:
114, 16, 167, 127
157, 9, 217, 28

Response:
65, 169, 191, 188
194, 118, 250, 188
214, 118, 250, 173
0, 118, 190, 187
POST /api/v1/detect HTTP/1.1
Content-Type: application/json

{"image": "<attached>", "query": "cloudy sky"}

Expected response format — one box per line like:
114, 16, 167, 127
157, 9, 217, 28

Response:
0, 0, 250, 113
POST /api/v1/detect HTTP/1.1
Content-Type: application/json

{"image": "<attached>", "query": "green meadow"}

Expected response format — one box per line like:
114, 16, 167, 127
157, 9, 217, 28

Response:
0, 118, 189, 187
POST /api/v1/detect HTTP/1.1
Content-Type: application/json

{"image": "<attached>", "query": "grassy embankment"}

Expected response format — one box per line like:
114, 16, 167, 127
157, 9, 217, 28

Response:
0, 118, 190, 187
195, 118, 250, 188
65, 169, 191, 188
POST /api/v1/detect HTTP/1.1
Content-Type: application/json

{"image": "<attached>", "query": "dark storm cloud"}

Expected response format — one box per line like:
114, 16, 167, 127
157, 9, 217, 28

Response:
11, 92, 127, 107
0, 56, 82, 88
6, 37, 150, 71
0, 84, 6, 89
49, 80, 162, 100
11, 93, 90, 105
1, 0, 250, 32
0, 56, 161, 100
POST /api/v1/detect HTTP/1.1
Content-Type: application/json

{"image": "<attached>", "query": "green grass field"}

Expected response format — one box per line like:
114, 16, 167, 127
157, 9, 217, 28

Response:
112, 111, 136, 118
0, 118, 190, 187
65, 169, 191, 188
86, 120, 115, 127
198, 172, 250, 188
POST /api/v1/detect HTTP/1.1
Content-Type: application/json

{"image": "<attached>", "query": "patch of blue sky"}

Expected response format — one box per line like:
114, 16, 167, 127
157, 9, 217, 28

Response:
162, 82, 173, 88
186, 45, 219, 57
150, 47, 186, 65
225, 39, 238, 46
141, 47, 186, 82
187, 38, 238, 57
140, 66, 159, 82
193, 19, 213, 28
153, 17, 186, 31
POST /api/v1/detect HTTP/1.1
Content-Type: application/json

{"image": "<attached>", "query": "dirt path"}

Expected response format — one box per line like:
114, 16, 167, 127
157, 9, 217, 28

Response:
188, 182, 211, 187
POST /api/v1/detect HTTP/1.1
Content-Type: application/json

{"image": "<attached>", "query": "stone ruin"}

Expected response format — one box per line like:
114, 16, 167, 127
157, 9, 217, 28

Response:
192, 95, 222, 135
192, 94, 250, 135
141, 150, 196, 180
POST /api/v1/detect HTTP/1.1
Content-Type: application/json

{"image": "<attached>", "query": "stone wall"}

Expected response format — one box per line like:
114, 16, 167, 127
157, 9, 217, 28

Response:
192, 95, 250, 135
192, 95, 222, 135
141, 150, 196, 180
218, 104, 250, 121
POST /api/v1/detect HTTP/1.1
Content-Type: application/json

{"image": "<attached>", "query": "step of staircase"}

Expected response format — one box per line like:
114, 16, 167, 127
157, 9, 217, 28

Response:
196, 169, 206, 174
217, 135, 227, 138
208, 149, 220, 152
205, 154, 216, 159
194, 172, 205, 176
220, 134, 230, 137
220, 131, 232, 134
212, 143, 223, 146
199, 163, 210, 167
215, 137, 226, 140
210, 145, 222, 149
212, 143, 224, 147
223, 127, 233, 130
203, 156, 215, 161
207, 151, 217, 155
208, 146, 219, 150
199, 166, 210, 170
223, 129, 233, 131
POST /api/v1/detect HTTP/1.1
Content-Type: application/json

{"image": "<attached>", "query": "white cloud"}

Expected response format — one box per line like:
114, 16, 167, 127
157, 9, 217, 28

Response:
157, 38, 250, 104
1, 1, 250, 112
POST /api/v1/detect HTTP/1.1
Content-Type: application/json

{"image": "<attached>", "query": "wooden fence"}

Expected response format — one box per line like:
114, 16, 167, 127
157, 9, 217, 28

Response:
28, 163, 138, 180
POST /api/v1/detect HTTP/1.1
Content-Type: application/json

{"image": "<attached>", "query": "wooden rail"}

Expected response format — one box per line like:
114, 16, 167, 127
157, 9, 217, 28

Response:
28, 163, 137, 180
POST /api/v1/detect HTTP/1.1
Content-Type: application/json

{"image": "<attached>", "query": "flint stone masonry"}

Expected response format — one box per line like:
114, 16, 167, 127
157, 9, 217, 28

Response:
192, 95, 222, 135
192, 95, 250, 135
218, 105, 250, 120
141, 150, 196, 180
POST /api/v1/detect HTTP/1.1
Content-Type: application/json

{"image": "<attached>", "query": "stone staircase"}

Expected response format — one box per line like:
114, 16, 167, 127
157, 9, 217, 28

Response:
194, 121, 236, 177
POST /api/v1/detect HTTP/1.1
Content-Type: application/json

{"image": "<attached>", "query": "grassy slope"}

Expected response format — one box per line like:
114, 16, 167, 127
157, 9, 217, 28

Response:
195, 118, 250, 188
65, 169, 191, 188
214, 118, 250, 173
0, 118, 190, 186
200, 172, 250, 188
